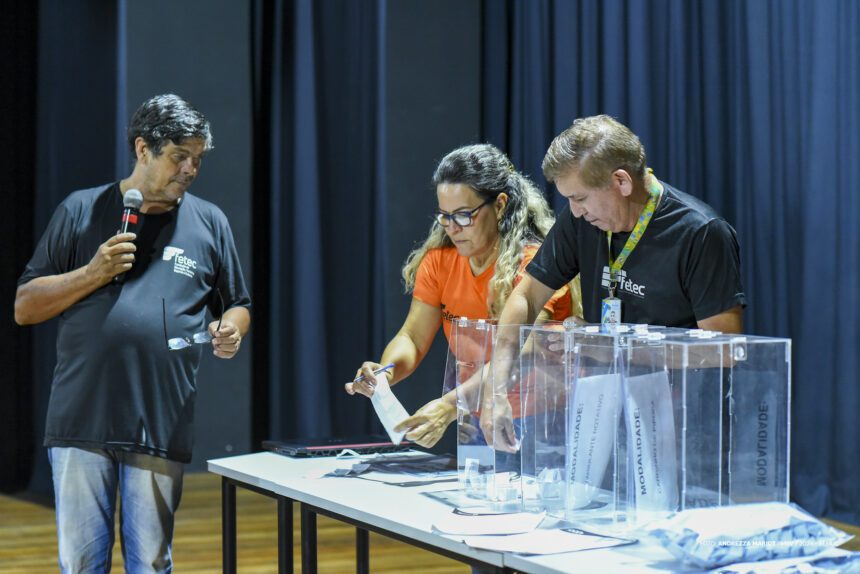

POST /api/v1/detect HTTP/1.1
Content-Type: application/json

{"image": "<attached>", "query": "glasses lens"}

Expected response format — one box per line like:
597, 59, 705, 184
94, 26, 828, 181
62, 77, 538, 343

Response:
192, 331, 213, 344
451, 213, 472, 227
168, 337, 192, 350
435, 213, 451, 227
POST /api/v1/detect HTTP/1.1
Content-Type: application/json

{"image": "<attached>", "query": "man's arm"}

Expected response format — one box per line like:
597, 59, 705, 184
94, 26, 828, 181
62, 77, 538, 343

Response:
492, 273, 557, 375
697, 305, 743, 334
14, 232, 137, 325
480, 274, 556, 452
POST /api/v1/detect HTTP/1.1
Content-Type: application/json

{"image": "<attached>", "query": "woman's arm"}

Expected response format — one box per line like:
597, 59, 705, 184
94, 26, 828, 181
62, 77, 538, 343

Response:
345, 298, 442, 397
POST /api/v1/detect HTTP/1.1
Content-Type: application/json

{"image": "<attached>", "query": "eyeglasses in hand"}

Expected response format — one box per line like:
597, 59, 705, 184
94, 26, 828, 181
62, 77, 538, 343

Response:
163, 289, 223, 351
434, 198, 493, 227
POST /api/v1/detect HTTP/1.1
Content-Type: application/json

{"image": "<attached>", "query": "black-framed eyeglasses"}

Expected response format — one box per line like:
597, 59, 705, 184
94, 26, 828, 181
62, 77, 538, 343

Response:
163, 289, 224, 351
434, 198, 494, 228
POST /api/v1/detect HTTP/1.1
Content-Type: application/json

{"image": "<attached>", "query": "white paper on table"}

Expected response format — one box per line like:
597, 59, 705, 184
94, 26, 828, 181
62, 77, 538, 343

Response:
432, 510, 546, 536
459, 528, 635, 555
358, 470, 458, 485
702, 549, 853, 574
370, 372, 410, 444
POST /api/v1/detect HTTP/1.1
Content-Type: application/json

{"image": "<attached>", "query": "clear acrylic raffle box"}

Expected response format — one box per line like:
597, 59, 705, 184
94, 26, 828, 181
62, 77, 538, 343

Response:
450, 319, 791, 526
557, 324, 650, 528
518, 324, 793, 533
519, 323, 652, 523
722, 333, 791, 505
448, 318, 564, 511
619, 329, 791, 527
517, 323, 569, 514
450, 318, 550, 508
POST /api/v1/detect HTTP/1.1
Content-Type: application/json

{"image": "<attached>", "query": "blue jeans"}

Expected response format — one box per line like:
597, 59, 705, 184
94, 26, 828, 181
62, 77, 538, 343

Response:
49, 447, 184, 574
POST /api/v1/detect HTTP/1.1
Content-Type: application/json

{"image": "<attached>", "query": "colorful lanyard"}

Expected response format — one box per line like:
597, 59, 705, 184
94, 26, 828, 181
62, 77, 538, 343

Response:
606, 169, 663, 294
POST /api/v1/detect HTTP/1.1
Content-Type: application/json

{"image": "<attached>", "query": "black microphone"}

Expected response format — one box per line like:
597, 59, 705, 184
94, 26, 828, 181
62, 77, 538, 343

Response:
114, 189, 144, 283
120, 188, 143, 234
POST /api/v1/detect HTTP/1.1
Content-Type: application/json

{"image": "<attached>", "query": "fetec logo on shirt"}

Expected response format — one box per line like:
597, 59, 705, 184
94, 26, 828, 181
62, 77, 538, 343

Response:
601, 266, 646, 298
163, 246, 198, 278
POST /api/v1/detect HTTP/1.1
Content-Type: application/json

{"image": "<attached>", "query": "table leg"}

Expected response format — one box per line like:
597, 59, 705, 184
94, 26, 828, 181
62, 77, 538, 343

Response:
221, 478, 237, 574
300, 503, 318, 574
356, 527, 369, 574
278, 498, 293, 573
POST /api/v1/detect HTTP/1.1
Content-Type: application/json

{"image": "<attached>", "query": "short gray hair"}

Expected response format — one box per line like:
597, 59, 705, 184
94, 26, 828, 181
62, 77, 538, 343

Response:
542, 115, 646, 188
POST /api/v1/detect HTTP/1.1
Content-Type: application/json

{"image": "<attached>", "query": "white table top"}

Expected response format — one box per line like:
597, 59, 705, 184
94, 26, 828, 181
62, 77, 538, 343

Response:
208, 451, 506, 568
208, 452, 851, 574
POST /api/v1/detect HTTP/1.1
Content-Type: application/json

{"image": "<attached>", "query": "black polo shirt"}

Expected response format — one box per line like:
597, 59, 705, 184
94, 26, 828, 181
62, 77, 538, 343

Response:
19, 183, 250, 462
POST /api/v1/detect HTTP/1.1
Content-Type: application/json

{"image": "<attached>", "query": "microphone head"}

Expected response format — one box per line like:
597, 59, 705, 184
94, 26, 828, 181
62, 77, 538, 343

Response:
123, 188, 144, 210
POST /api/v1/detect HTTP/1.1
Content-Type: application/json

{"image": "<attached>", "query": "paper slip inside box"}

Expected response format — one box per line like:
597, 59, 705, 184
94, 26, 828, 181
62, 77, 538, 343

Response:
370, 373, 410, 444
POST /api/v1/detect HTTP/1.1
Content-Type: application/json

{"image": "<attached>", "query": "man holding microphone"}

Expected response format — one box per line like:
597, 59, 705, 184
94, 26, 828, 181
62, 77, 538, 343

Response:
15, 94, 250, 573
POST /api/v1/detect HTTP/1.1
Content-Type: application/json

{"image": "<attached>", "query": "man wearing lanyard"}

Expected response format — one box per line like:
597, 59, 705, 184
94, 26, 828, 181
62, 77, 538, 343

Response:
483, 114, 745, 451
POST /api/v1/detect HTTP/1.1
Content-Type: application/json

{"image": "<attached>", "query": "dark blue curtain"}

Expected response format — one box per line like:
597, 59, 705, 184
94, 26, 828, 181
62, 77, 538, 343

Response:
482, 0, 859, 523
251, 0, 387, 441
4, 0, 123, 497
0, 2, 38, 494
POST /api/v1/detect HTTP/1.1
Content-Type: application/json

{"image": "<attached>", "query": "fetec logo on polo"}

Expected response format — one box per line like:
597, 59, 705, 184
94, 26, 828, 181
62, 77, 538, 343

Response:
601, 267, 646, 298
163, 246, 198, 278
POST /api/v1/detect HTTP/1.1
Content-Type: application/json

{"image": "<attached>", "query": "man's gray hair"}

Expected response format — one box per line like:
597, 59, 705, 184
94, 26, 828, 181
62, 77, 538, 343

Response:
542, 115, 646, 188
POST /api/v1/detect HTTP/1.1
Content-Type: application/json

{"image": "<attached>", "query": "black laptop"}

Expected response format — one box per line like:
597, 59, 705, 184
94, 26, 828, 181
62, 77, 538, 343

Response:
262, 434, 412, 457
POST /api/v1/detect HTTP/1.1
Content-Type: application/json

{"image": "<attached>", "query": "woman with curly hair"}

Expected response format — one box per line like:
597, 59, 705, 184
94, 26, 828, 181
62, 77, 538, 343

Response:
346, 143, 580, 447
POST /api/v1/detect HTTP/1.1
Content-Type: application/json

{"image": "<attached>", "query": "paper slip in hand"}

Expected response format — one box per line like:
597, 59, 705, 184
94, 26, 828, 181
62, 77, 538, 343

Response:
370, 372, 410, 444
432, 510, 545, 536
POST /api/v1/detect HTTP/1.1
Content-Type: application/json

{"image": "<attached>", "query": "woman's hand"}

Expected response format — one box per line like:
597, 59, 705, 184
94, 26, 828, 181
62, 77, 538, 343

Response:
393, 398, 457, 448
344, 361, 391, 398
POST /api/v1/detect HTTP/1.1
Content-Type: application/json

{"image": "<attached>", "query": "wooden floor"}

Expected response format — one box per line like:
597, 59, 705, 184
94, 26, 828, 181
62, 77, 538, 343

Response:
1, 472, 857, 573
0, 472, 469, 573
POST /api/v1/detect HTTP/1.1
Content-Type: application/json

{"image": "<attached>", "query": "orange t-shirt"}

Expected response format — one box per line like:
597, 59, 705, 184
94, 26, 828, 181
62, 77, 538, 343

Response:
413, 245, 570, 339
413, 245, 571, 418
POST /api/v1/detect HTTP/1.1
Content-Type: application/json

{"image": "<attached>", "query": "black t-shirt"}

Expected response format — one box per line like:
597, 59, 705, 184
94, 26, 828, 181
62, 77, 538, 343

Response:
527, 183, 745, 327
18, 183, 251, 462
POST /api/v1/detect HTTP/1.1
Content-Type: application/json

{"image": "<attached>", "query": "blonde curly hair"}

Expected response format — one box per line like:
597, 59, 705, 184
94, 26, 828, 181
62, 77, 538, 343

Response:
402, 144, 556, 318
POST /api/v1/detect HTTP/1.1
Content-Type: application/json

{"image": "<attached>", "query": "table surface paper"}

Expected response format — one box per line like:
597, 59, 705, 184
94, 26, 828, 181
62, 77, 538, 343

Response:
459, 528, 635, 555
432, 510, 546, 536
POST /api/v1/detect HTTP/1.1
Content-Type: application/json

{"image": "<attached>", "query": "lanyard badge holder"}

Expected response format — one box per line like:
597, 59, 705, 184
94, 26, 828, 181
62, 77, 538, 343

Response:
601, 171, 663, 326
602, 277, 622, 325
